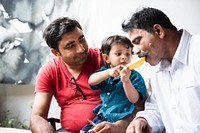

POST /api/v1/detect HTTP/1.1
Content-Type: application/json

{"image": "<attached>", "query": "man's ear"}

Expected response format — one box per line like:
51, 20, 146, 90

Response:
51, 48, 60, 56
153, 24, 164, 38
102, 53, 110, 64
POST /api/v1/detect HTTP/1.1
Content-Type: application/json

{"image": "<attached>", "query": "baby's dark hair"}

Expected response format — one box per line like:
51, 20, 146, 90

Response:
101, 35, 133, 55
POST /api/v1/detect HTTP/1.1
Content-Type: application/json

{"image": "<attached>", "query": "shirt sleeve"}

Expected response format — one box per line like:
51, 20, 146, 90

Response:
89, 66, 109, 90
135, 85, 165, 132
35, 61, 54, 93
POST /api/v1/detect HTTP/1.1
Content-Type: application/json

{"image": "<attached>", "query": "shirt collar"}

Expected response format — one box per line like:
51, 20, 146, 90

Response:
156, 29, 192, 72
174, 29, 191, 65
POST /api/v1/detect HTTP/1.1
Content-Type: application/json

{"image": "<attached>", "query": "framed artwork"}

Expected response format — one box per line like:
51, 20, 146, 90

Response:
0, 0, 74, 84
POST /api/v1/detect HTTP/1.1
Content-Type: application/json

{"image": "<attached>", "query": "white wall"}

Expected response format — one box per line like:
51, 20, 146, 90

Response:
0, 84, 60, 126
0, 84, 34, 125
78, 0, 200, 48
1, 0, 200, 127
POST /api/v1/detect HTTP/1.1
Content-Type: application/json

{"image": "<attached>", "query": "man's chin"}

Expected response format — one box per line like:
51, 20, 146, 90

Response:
77, 56, 88, 64
148, 60, 160, 66
75, 51, 88, 64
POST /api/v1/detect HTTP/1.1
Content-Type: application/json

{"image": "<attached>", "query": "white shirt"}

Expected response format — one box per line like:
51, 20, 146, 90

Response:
136, 30, 200, 133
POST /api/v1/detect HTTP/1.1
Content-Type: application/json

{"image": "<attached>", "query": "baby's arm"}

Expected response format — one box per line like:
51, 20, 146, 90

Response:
89, 65, 122, 86
120, 67, 139, 103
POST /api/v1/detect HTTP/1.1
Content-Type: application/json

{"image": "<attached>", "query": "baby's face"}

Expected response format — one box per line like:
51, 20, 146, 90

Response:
107, 44, 132, 68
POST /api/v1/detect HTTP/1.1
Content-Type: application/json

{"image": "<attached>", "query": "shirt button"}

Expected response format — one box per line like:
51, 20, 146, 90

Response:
107, 92, 110, 95
104, 104, 107, 107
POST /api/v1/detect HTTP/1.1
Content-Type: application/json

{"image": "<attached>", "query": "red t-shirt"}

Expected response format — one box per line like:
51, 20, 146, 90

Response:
35, 48, 102, 133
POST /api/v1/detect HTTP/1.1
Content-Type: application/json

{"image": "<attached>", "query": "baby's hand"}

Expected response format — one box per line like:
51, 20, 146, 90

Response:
109, 65, 123, 78
120, 66, 131, 82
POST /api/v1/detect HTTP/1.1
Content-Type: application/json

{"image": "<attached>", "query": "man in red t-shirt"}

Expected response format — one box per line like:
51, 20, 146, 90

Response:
30, 17, 137, 133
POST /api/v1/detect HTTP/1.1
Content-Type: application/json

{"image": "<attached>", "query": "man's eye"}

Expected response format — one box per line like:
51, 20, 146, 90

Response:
79, 38, 86, 43
133, 39, 140, 44
133, 37, 141, 44
65, 44, 74, 49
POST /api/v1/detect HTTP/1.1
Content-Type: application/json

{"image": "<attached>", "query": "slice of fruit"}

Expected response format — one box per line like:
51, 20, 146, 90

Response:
126, 57, 146, 70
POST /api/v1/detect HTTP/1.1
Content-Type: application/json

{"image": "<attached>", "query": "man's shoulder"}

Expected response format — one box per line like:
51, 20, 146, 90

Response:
40, 57, 61, 72
88, 48, 101, 62
88, 48, 100, 55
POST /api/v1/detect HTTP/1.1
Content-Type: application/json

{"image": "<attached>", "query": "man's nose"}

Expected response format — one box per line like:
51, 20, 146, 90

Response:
133, 46, 141, 55
76, 43, 85, 53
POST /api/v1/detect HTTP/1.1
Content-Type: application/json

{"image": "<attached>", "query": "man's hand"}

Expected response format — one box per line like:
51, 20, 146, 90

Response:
126, 117, 152, 133
88, 121, 124, 133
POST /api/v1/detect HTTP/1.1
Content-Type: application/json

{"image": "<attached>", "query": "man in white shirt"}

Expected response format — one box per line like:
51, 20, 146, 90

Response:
122, 7, 200, 133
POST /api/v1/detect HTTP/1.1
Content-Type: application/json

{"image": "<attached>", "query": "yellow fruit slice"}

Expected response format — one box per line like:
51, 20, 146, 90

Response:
126, 57, 146, 70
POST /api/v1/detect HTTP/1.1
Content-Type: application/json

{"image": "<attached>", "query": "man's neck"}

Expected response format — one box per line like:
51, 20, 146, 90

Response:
64, 62, 83, 79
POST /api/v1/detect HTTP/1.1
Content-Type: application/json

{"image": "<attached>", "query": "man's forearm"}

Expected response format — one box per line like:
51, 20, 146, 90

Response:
114, 111, 136, 132
30, 115, 55, 133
